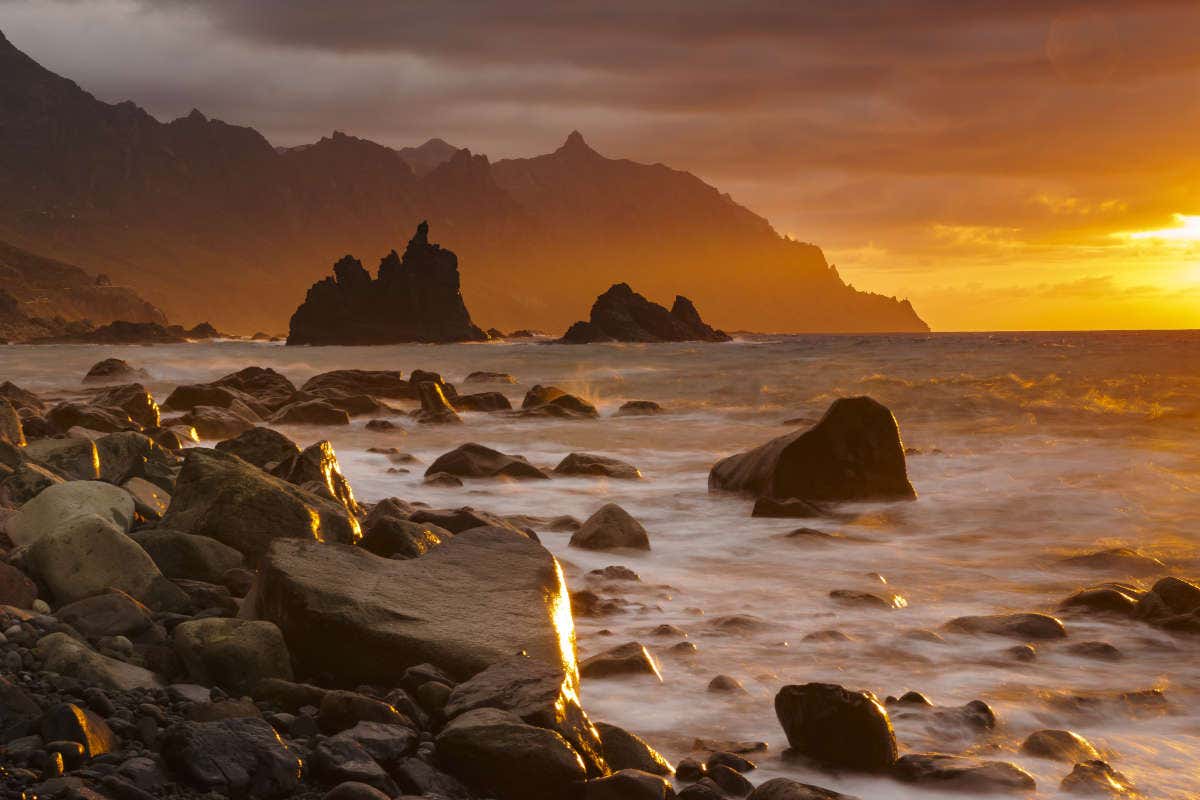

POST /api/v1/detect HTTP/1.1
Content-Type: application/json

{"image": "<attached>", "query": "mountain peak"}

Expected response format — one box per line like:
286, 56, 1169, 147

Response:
557, 130, 595, 155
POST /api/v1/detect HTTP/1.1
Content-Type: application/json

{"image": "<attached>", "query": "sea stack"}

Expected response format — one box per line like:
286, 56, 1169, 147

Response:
286, 222, 488, 345
560, 283, 731, 343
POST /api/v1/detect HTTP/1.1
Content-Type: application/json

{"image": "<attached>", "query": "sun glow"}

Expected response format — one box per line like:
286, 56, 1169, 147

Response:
1119, 214, 1200, 244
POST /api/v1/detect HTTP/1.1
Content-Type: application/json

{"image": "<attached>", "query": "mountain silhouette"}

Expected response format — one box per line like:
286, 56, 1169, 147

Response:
0, 30, 927, 334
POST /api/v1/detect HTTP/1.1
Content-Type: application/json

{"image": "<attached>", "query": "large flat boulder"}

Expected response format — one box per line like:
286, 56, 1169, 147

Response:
36, 632, 163, 691
159, 448, 359, 561
6, 480, 134, 547
709, 397, 915, 503
25, 514, 163, 605
248, 528, 578, 689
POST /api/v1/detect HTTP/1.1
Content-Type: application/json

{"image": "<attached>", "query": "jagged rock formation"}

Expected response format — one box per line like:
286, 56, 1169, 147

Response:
0, 241, 165, 341
0, 31, 929, 335
287, 222, 488, 345
561, 283, 731, 343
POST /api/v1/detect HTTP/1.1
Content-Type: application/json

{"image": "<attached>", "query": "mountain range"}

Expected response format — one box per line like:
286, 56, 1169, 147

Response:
0, 30, 927, 335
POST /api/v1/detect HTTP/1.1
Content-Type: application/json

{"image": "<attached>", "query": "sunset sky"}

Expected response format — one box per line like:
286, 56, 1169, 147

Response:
4, 0, 1197, 330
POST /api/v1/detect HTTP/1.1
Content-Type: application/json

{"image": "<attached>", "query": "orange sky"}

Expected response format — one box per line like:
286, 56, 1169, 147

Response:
4, 1, 1198, 330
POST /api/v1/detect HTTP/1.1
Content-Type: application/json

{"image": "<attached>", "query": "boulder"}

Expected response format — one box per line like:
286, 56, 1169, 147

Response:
56, 590, 156, 640
311, 735, 398, 794
23, 437, 101, 480
94, 430, 178, 487
747, 778, 860, 800
122, 476, 172, 521
454, 391, 513, 412
580, 642, 661, 680
435, 707, 588, 800
179, 403, 260, 439
90, 383, 160, 429
301, 370, 412, 399
35, 632, 163, 691
25, 514, 162, 604
1019, 729, 1100, 762
46, 402, 137, 434
270, 440, 361, 515
1059, 547, 1166, 575
129, 529, 244, 583
409, 506, 532, 536
444, 655, 607, 776
40, 702, 119, 759
616, 400, 663, 417
83, 359, 149, 383
213, 367, 297, 411
318, 690, 414, 735
1060, 760, 1138, 797
0, 398, 23, 446
560, 283, 731, 343
5, 480, 135, 546
248, 527, 578, 687
0, 380, 44, 412
163, 383, 266, 415
426, 442, 550, 480
892, 753, 1036, 794
710, 396, 915, 503
570, 504, 651, 551
774, 683, 897, 771
414, 381, 462, 424
1134, 576, 1200, 631
1058, 586, 1140, 617
0, 561, 37, 609
271, 399, 351, 426
337, 721, 419, 768
286, 222, 489, 345
159, 448, 359, 561
0, 460, 63, 505
174, 618, 294, 695
943, 613, 1067, 640
465, 371, 516, 384
523, 385, 568, 408
360, 513, 448, 559
595, 721, 673, 776
584, 770, 674, 800
160, 717, 302, 798
215, 426, 301, 470
555, 453, 642, 480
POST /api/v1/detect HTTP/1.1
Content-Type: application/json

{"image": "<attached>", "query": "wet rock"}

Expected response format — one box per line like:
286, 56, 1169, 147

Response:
710, 396, 915, 504
520, 385, 600, 418
408, 506, 529, 535
465, 371, 517, 384
425, 442, 549, 479
425, 471, 463, 487
436, 707, 588, 800
56, 590, 156, 640
615, 400, 662, 417
322, 781, 391, 800
590, 565, 640, 581
1059, 548, 1165, 575
0, 460, 63, 505
26, 514, 162, 604
163, 383, 266, 415
302, 370, 411, 399
318, 690, 413, 735
943, 612, 1067, 640
360, 510, 448, 559
40, 703, 118, 758
160, 716, 302, 798
287, 222, 489, 345
595, 721, 673, 776
84, 358, 148, 384
270, 439, 361, 515
23, 437, 101, 480
47, 402, 138, 434
570, 503, 651, 551
522, 384, 568, 408
1020, 729, 1100, 762
709, 763, 754, 796
174, 618, 293, 694
747, 778, 861, 799
1134, 576, 1200, 631
178, 403, 260, 439
444, 655, 607, 777
554, 452, 642, 479
312, 736, 398, 794
581, 642, 661, 680
364, 418, 402, 432
752, 498, 827, 518
1068, 641, 1123, 661
893, 753, 1036, 794
6, 480, 134, 546
774, 683, 897, 771
0, 398, 25, 446
454, 391, 512, 412
122, 477, 171, 521
1059, 587, 1140, 617
90, 383, 160, 429
1060, 760, 1139, 797
561, 283, 730, 343
160, 447, 359, 561
678, 779, 724, 800
212, 367, 298, 412
215, 426, 301, 470
708, 752, 756, 773
1007, 644, 1038, 661
270, 399, 350, 426
94, 430, 178, 487
584, 769, 675, 800
35, 632, 162, 691
0, 561, 37, 609
708, 674, 747, 694
829, 589, 904, 609
128, 529, 244, 583
248, 527, 577, 686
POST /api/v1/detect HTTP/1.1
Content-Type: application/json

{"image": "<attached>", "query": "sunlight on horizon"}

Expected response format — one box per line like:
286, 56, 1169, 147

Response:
1119, 214, 1200, 244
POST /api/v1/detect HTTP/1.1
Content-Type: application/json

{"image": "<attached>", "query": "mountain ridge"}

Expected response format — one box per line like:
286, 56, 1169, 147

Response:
0, 31, 928, 335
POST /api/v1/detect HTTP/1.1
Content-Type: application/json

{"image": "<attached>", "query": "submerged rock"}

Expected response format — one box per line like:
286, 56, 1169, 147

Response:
1020, 729, 1100, 762
1060, 760, 1138, 797
943, 612, 1067, 640
892, 753, 1036, 794
287, 222, 488, 345
615, 400, 663, 417
1134, 576, 1200, 632
595, 721, 673, 776
774, 683, 897, 772
248, 527, 578, 686
453, 391, 512, 412
570, 503, 651, 551
425, 442, 549, 480
710, 396, 915, 504
302, 370, 411, 398
554, 452, 642, 479
560, 283, 731, 343
580, 642, 661, 680
215, 426, 301, 470
83, 358, 149, 383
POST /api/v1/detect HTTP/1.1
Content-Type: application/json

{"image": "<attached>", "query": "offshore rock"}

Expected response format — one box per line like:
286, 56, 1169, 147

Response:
561, 283, 731, 343
287, 222, 488, 345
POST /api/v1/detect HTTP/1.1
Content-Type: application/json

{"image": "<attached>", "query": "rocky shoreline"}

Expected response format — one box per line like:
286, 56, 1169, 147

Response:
0, 360, 1181, 799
